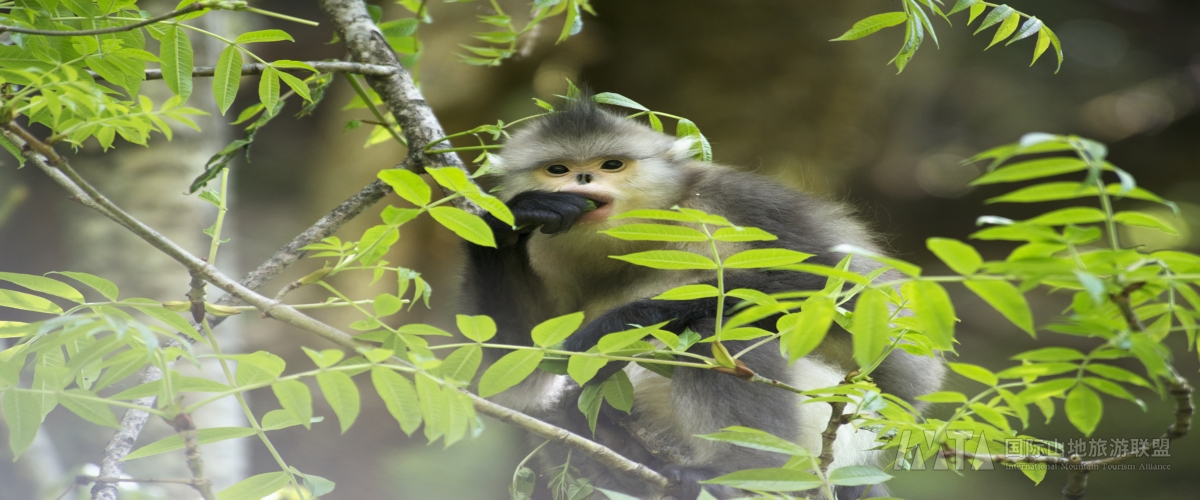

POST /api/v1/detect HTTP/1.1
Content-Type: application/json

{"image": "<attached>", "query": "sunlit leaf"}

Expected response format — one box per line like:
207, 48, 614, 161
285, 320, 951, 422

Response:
831, 12, 908, 41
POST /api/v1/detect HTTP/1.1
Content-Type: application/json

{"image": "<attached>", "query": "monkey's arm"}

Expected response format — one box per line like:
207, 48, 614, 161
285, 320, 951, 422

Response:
562, 270, 824, 352
562, 269, 942, 403
464, 191, 593, 346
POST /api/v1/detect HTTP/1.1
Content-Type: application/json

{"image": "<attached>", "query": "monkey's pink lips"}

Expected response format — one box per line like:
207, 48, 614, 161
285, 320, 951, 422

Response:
577, 194, 615, 224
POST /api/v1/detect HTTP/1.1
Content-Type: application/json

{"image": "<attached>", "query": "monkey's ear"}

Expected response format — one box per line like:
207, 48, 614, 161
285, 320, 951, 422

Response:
669, 137, 696, 161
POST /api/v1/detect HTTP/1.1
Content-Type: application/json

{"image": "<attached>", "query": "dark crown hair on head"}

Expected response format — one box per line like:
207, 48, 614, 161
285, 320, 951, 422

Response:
534, 86, 623, 142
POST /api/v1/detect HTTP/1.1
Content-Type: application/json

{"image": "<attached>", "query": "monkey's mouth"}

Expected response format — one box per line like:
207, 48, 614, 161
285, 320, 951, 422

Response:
578, 193, 615, 223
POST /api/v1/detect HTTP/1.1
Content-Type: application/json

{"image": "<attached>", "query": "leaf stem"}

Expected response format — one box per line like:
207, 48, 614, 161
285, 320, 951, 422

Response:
200, 319, 307, 499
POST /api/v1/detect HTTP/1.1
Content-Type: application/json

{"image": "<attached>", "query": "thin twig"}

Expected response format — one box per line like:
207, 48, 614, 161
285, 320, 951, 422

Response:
0, 3, 209, 36
11, 124, 672, 494
93, 61, 399, 81
76, 475, 207, 485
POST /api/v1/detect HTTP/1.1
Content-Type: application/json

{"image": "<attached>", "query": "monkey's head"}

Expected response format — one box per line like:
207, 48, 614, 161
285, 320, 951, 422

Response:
491, 99, 698, 227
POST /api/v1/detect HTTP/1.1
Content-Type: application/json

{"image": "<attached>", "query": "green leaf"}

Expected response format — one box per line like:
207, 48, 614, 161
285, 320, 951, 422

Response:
697, 426, 811, 456
601, 370, 634, 413
996, 363, 1077, 379
654, 284, 720, 301
372, 368, 422, 435
1032, 27, 1052, 65
610, 250, 716, 270
396, 324, 453, 337
58, 389, 118, 427
49, 272, 117, 301
276, 70, 312, 102
779, 297, 835, 363
231, 352, 286, 387
903, 281, 956, 350
302, 348, 345, 369
831, 244, 922, 277
415, 374, 447, 442
927, 238, 982, 275
124, 427, 258, 461
531, 312, 585, 347
429, 206, 495, 247
1025, 207, 1107, 226
915, 391, 969, 403
850, 288, 890, 369
1082, 377, 1145, 410
378, 169, 431, 206
712, 226, 778, 242
567, 351, 608, 385
964, 280, 1035, 336
831, 12, 908, 41
702, 468, 823, 492
479, 350, 544, 397
160, 26, 193, 101
435, 345, 482, 384
987, 12, 1020, 49
317, 371, 361, 433
258, 66, 280, 112
218, 472, 293, 500
1016, 378, 1076, 403
1114, 211, 1178, 236
131, 305, 202, 342
3, 390, 44, 458
723, 249, 812, 269
948, 362, 998, 387
457, 314, 497, 342
600, 223, 707, 242
968, 2, 987, 24
591, 92, 647, 111
828, 466, 893, 486
948, 0, 978, 16
234, 29, 294, 44
272, 380, 313, 430
0, 289, 63, 314
1085, 364, 1150, 388
0, 272, 83, 303
1012, 347, 1085, 362
612, 209, 701, 223
111, 376, 234, 400
970, 157, 1088, 185
987, 182, 1089, 203
372, 293, 403, 317
213, 45, 243, 115
1008, 16, 1043, 45
1043, 25, 1064, 73
1065, 385, 1102, 436
578, 382, 603, 434
974, 4, 1014, 34
675, 118, 713, 162
260, 409, 303, 431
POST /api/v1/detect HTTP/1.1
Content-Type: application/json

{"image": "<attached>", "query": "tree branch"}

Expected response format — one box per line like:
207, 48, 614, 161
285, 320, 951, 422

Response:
316, 0, 481, 213
169, 413, 217, 500
89, 62, 400, 81
9, 125, 672, 494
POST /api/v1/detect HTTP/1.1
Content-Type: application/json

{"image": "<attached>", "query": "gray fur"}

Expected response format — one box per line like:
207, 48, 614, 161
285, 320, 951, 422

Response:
464, 99, 944, 499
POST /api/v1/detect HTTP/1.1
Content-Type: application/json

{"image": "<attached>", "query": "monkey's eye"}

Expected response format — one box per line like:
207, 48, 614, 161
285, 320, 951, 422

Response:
546, 164, 570, 176
600, 159, 625, 171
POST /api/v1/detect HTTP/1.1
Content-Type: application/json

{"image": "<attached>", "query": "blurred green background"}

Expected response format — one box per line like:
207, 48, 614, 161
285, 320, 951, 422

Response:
1, 0, 1199, 499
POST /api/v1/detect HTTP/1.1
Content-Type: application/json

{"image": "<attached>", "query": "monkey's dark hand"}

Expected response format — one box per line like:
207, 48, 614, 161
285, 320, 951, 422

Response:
661, 466, 737, 500
484, 190, 592, 247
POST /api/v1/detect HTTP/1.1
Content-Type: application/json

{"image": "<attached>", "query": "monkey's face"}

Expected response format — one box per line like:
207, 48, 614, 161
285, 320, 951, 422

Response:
534, 157, 632, 224
492, 101, 698, 229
